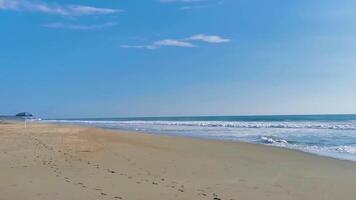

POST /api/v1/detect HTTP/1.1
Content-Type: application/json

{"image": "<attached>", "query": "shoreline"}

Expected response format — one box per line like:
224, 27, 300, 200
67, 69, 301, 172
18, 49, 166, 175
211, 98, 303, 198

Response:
124, 129, 356, 164
1, 122, 356, 199
43, 121, 356, 163
6, 120, 356, 166
104, 126, 356, 164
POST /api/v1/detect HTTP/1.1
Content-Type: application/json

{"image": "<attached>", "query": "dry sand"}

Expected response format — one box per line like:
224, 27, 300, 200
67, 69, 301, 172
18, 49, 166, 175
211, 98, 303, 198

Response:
0, 122, 355, 200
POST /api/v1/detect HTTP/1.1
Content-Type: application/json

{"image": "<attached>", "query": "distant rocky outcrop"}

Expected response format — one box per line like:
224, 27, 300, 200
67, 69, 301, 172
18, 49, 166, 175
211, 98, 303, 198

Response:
15, 112, 33, 117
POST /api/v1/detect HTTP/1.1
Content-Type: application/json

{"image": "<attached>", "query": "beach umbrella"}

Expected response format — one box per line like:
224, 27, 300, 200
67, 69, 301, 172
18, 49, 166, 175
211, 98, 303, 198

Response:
15, 112, 33, 128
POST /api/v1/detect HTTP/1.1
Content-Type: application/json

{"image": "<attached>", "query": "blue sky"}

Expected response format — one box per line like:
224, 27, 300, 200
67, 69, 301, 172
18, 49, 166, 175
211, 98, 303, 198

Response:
1, 0, 356, 118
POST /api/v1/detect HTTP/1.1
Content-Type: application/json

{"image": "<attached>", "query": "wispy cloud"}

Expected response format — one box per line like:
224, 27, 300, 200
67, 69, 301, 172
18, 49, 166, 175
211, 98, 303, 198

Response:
160, 0, 223, 11
187, 34, 231, 43
121, 34, 230, 50
0, 0, 119, 16
154, 39, 195, 47
120, 39, 195, 50
43, 22, 117, 30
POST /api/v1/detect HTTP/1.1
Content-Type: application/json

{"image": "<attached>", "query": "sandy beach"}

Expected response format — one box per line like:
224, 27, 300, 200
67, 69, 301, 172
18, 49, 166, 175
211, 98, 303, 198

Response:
0, 122, 355, 200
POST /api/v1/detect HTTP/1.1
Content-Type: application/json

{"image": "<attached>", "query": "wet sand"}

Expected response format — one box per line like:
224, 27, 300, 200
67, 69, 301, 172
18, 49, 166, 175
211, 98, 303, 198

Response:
0, 122, 355, 200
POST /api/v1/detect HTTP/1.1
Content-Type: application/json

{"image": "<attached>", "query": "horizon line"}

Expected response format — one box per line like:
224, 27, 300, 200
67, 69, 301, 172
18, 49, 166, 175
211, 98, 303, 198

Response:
43, 113, 356, 120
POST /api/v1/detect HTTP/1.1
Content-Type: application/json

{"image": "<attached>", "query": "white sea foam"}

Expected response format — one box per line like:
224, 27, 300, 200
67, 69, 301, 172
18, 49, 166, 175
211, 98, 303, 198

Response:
260, 136, 289, 144
45, 120, 356, 130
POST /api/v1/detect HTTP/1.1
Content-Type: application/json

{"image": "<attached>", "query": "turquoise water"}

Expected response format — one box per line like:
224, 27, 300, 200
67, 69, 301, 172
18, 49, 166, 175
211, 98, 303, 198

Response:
45, 114, 356, 161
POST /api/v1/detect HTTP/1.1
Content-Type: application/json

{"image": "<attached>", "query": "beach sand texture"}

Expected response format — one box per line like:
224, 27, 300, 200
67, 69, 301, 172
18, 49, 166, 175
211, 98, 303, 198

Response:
0, 122, 355, 200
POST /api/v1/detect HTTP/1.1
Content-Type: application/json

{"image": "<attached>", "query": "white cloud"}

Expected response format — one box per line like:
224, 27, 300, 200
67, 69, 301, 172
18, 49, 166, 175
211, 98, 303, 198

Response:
0, 0, 119, 16
154, 39, 195, 47
43, 22, 117, 30
121, 39, 195, 50
121, 34, 229, 50
161, 0, 223, 11
187, 34, 231, 43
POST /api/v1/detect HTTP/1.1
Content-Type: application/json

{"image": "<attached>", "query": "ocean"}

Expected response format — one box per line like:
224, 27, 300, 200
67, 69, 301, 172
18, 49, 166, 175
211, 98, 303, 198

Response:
44, 114, 356, 161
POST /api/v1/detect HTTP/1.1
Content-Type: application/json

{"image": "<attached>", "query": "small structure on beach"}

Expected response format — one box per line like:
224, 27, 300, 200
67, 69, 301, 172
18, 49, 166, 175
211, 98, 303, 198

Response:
15, 112, 33, 117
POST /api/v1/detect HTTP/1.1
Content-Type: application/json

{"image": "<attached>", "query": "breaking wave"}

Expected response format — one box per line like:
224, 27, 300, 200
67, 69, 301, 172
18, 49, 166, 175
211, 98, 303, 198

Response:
45, 120, 356, 130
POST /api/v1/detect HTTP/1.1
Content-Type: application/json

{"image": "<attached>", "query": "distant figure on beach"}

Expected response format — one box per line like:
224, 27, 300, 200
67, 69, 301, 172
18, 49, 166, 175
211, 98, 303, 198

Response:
16, 112, 33, 117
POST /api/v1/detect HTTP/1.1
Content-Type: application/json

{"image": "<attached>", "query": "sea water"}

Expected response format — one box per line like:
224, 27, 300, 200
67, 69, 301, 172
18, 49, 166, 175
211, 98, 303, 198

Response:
44, 115, 356, 161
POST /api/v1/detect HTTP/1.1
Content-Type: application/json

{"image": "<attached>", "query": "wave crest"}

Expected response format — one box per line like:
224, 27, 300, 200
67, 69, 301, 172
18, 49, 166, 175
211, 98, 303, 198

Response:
45, 120, 356, 130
